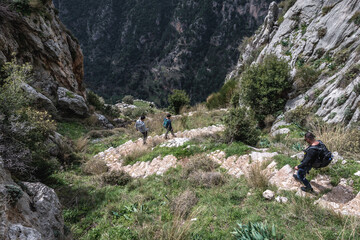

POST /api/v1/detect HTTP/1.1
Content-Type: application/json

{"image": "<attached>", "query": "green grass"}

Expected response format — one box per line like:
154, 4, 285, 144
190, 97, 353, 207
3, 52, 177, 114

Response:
124, 140, 250, 166
133, 100, 151, 108
50, 164, 360, 240
273, 154, 299, 169
57, 121, 88, 140
87, 135, 128, 156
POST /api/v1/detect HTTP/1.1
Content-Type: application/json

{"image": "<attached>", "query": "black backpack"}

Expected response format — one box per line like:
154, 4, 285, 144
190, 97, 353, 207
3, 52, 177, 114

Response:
310, 141, 333, 168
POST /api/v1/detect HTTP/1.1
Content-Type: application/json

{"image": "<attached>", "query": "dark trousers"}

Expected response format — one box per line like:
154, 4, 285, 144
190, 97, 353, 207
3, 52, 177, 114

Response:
141, 131, 148, 144
297, 167, 312, 189
165, 127, 175, 139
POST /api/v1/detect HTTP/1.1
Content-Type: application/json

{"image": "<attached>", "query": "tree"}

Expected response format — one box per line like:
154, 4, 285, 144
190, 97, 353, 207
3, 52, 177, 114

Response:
168, 90, 190, 114
241, 55, 291, 124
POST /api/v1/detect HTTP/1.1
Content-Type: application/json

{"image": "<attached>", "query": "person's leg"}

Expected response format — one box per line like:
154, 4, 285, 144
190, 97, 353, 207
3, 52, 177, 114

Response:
165, 128, 169, 139
142, 131, 147, 144
170, 128, 176, 137
297, 168, 312, 190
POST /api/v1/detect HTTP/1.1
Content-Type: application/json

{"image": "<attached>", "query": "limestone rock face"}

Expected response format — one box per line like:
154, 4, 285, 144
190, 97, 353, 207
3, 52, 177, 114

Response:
57, 87, 89, 117
0, 157, 67, 240
0, 1, 86, 115
228, 0, 360, 126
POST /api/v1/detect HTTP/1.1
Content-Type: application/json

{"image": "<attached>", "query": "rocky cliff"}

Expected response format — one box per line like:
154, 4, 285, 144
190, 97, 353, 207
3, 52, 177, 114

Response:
0, 0, 88, 117
53, 0, 278, 105
228, 0, 360, 126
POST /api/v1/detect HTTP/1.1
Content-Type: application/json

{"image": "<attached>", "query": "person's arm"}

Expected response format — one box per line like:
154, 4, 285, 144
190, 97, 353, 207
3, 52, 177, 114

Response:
298, 148, 315, 168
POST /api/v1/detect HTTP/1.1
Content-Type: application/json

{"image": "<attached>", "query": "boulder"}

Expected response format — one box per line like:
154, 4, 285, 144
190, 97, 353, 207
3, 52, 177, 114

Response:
263, 190, 275, 200
21, 83, 57, 115
57, 87, 89, 117
0, 158, 67, 240
94, 113, 114, 129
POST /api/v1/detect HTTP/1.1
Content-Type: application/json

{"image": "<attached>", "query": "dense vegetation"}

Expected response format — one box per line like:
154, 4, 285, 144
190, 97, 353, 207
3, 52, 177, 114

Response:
53, 0, 276, 105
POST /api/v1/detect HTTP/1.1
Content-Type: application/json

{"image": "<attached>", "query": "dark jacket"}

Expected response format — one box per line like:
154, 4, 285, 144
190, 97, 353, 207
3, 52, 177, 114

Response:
164, 118, 172, 129
298, 141, 323, 169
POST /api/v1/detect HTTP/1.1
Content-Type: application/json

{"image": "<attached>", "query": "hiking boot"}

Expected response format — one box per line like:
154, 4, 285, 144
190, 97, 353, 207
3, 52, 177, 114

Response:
300, 186, 314, 193
293, 174, 301, 182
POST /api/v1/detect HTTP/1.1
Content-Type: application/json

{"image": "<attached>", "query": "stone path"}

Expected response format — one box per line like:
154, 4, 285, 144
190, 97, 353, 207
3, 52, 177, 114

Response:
93, 125, 224, 175
94, 123, 360, 217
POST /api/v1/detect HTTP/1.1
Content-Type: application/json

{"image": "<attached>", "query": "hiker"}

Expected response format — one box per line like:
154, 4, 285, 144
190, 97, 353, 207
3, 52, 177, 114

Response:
293, 132, 332, 192
135, 115, 148, 145
163, 113, 176, 139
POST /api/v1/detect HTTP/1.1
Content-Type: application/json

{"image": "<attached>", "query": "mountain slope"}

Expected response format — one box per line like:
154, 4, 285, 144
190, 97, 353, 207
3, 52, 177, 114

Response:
228, 0, 360, 126
53, 0, 277, 105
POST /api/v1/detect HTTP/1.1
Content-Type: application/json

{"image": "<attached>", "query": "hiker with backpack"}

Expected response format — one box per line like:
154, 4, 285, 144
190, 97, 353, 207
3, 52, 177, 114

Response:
163, 113, 176, 139
135, 115, 149, 145
293, 132, 332, 192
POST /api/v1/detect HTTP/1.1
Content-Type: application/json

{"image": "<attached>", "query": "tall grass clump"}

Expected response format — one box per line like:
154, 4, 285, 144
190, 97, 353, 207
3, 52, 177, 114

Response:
240, 55, 291, 124
311, 122, 360, 159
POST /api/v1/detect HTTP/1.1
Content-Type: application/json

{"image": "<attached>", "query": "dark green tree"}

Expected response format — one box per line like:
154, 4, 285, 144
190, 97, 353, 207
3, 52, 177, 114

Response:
168, 90, 190, 114
241, 55, 291, 124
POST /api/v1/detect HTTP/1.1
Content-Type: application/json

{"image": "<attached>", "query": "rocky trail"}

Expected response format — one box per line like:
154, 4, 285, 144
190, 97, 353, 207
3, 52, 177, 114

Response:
94, 125, 360, 218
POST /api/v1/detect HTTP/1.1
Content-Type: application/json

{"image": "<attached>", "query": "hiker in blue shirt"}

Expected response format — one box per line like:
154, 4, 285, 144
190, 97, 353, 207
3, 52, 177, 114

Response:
135, 115, 148, 145
164, 113, 176, 139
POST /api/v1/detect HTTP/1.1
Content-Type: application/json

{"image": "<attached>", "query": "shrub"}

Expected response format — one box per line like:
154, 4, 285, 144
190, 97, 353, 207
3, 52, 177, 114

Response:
223, 107, 261, 145
87, 90, 105, 111
168, 90, 190, 114
349, 11, 360, 26
206, 79, 237, 109
0, 57, 31, 124
122, 95, 134, 104
340, 65, 360, 88
102, 170, 132, 186
171, 190, 198, 218
232, 221, 282, 240
317, 27, 327, 38
294, 64, 320, 93
246, 163, 269, 189
5, 185, 23, 206
278, 0, 297, 15
240, 55, 291, 123
284, 106, 311, 126
354, 83, 360, 95
182, 155, 219, 178
82, 159, 108, 175
322, 5, 334, 15
188, 171, 225, 188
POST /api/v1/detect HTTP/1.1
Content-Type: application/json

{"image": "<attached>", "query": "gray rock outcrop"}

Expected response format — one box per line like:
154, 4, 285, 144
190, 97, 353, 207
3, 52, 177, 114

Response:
0, 1, 88, 116
57, 87, 89, 117
0, 157, 68, 240
228, 0, 360, 126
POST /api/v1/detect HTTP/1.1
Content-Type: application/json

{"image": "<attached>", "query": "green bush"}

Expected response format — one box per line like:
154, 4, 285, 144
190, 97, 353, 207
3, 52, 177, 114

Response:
87, 90, 105, 111
122, 95, 134, 104
349, 11, 360, 26
223, 107, 261, 146
232, 221, 283, 240
240, 55, 291, 123
168, 89, 190, 114
317, 27, 327, 38
340, 64, 360, 88
294, 64, 320, 93
206, 79, 237, 109
5, 185, 23, 206
102, 171, 132, 186
284, 106, 311, 126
